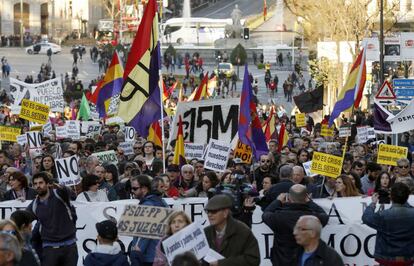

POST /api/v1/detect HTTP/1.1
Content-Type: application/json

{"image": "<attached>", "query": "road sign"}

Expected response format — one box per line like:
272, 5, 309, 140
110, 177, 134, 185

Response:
378, 99, 395, 106
375, 81, 396, 99
392, 79, 414, 105
393, 79, 414, 87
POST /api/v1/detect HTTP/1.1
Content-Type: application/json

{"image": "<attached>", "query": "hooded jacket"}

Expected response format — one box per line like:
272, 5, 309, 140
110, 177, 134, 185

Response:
84, 244, 129, 266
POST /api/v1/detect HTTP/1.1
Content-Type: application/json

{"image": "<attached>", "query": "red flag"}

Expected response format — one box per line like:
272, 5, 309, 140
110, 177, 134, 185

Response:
277, 123, 289, 152
264, 0, 267, 19
188, 72, 209, 101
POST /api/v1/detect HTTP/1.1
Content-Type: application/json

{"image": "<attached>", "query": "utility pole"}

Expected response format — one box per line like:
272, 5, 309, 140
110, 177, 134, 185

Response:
379, 0, 384, 85
20, 0, 23, 48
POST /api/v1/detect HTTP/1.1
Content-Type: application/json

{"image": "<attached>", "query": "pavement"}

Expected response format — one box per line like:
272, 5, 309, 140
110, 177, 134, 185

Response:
0, 46, 309, 115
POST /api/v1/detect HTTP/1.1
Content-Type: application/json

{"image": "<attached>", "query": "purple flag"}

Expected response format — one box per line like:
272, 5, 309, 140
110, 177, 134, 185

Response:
373, 99, 393, 133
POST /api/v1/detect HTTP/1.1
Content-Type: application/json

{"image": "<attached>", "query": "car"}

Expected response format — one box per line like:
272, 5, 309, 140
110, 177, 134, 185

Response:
26, 42, 62, 55
215, 63, 235, 78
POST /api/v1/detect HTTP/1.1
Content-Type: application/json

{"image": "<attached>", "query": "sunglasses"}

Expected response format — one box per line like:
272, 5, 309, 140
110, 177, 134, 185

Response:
0, 230, 16, 236
131, 187, 141, 191
398, 165, 409, 168
205, 209, 223, 214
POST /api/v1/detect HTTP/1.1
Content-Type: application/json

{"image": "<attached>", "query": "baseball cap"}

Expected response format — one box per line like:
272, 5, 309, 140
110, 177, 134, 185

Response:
96, 220, 118, 241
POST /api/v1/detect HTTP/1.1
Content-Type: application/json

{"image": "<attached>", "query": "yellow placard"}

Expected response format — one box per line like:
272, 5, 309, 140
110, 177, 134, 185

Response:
296, 113, 306, 128
234, 140, 252, 164
310, 152, 343, 179
19, 99, 50, 124
0, 126, 21, 142
321, 124, 334, 137
377, 144, 408, 166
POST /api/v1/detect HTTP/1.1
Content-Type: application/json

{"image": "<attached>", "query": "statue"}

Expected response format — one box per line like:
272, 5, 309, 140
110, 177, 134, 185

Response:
226, 5, 243, 39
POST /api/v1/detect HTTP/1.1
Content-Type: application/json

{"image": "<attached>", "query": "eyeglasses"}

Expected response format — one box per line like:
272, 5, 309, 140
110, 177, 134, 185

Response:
131, 187, 141, 191
205, 209, 222, 214
0, 230, 16, 236
398, 165, 409, 168
134, 147, 141, 150
261, 160, 271, 163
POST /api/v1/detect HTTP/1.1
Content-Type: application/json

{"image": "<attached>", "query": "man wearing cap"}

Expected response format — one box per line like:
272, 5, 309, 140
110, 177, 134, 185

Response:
203, 194, 260, 266
84, 220, 129, 266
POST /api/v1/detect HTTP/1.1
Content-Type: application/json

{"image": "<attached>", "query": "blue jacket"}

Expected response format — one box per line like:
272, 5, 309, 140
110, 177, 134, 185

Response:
129, 193, 168, 266
362, 202, 414, 261
84, 252, 129, 266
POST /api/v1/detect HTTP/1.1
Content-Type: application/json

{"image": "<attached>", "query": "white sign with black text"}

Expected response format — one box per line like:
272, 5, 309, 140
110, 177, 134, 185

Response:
66, 121, 81, 140
55, 155, 81, 186
26, 131, 42, 149
118, 142, 134, 156
203, 139, 231, 172
124, 127, 135, 142
56, 125, 68, 139
184, 143, 205, 160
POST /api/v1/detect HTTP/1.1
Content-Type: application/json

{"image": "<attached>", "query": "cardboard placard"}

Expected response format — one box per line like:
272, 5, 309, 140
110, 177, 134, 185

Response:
162, 223, 210, 265
66, 121, 81, 140
56, 125, 68, 139
118, 205, 174, 239
0, 126, 20, 142
124, 127, 136, 142
184, 143, 205, 160
310, 152, 343, 179
296, 113, 306, 128
16, 134, 27, 146
377, 144, 408, 166
233, 140, 252, 164
81, 121, 100, 134
26, 131, 42, 149
357, 126, 376, 144
321, 124, 334, 137
19, 99, 50, 124
92, 150, 119, 165
302, 161, 317, 177
55, 155, 81, 186
339, 126, 352, 138
42, 121, 53, 137
203, 139, 231, 172
118, 142, 135, 156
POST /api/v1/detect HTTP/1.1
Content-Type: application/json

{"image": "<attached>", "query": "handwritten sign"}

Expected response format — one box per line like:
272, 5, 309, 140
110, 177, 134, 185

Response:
377, 144, 408, 166
204, 139, 231, 172
55, 155, 81, 186
233, 140, 252, 164
339, 126, 351, 138
296, 113, 306, 128
0, 126, 20, 142
19, 99, 50, 124
118, 205, 174, 239
162, 223, 209, 265
321, 124, 334, 137
184, 143, 205, 160
92, 150, 119, 165
310, 152, 343, 179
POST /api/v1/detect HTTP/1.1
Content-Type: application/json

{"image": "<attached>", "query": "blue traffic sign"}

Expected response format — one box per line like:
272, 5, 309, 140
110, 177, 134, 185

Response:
393, 79, 414, 87
394, 88, 414, 97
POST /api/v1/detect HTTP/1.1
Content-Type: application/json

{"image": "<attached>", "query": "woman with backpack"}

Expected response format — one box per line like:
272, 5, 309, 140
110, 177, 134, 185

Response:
76, 174, 108, 202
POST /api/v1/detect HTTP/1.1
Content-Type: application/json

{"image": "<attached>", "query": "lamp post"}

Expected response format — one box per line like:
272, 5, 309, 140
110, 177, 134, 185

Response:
20, 0, 23, 48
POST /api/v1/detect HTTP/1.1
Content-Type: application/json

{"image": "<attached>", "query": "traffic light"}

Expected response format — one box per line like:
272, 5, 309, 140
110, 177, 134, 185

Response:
243, 28, 250, 40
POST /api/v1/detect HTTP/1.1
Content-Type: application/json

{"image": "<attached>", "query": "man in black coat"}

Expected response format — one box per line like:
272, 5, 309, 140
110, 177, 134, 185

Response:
293, 215, 343, 265
261, 164, 294, 210
262, 184, 328, 266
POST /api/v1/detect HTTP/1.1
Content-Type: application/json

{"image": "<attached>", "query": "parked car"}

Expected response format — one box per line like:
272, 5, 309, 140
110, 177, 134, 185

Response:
26, 42, 62, 54
214, 63, 235, 78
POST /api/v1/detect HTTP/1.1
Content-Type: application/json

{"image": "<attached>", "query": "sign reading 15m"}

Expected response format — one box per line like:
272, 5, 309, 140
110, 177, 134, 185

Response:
169, 98, 240, 145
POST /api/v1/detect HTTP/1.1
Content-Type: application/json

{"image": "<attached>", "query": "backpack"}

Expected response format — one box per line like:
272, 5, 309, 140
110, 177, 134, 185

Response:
32, 189, 77, 225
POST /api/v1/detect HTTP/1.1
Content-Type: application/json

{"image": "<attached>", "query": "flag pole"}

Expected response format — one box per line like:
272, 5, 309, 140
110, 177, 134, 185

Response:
157, 10, 166, 173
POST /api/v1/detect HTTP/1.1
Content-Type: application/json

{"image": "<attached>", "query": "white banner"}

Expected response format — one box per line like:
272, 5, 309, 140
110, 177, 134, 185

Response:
387, 98, 414, 133
169, 98, 240, 146
363, 38, 380, 62
2, 197, 414, 266
92, 150, 118, 165
203, 139, 231, 173
184, 143, 205, 160
9, 78, 64, 113
55, 155, 81, 186
400, 32, 414, 61
66, 121, 81, 140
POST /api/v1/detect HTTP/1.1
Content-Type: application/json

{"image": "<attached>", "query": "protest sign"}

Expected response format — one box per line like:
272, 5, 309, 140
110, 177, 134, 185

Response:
93, 150, 118, 165
338, 126, 351, 138
357, 126, 376, 143
55, 155, 81, 186
377, 144, 408, 166
124, 127, 135, 142
42, 121, 53, 137
302, 161, 317, 177
169, 98, 240, 145
311, 152, 343, 178
66, 121, 81, 140
320, 124, 334, 137
16, 135, 27, 146
106, 116, 124, 125
56, 125, 67, 139
26, 131, 42, 149
233, 140, 252, 164
204, 139, 231, 172
0, 126, 20, 142
295, 113, 306, 128
118, 142, 134, 156
81, 121, 100, 134
162, 223, 209, 265
184, 143, 205, 160
19, 99, 50, 124
118, 205, 174, 239
2, 196, 414, 266
29, 122, 43, 131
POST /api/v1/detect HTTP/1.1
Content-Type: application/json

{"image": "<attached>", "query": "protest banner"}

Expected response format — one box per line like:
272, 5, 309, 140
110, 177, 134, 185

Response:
162, 223, 209, 264
184, 143, 205, 160
26, 131, 42, 149
10, 78, 64, 113
66, 121, 81, 140
169, 98, 240, 145
93, 150, 118, 165
118, 205, 174, 239
56, 125, 67, 139
55, 155, 81, 186
118, 142, 134, 155
311, 152, 343, 178
2, 196, 414, 266
124, 127, 135, 142
42, 121, 53, 137
377, 144, 408, 166
0, 126, 20, 142
19, 99, 50, 124
233, 140, 252, 164
16, 135, 27, 146
204, 139, 231, 172
320, 124, 334, 137
338, 126, 351, 138
295, 113, 306, 128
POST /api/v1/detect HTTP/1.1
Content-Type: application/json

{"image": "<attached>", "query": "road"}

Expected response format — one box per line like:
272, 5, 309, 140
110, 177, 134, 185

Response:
0, 47, 308, 115
193, 0, 276, 19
